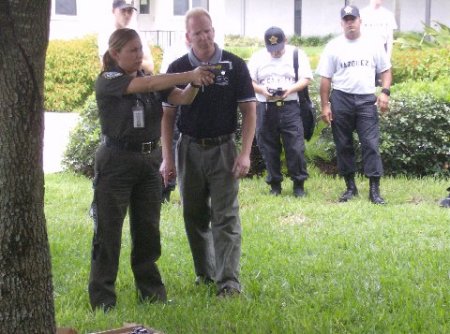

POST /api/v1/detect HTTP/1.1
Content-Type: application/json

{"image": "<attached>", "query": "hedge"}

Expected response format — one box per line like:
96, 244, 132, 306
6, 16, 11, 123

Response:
391, 46, 450, 84
45, 35, 99, 112
45, 35, 162, 112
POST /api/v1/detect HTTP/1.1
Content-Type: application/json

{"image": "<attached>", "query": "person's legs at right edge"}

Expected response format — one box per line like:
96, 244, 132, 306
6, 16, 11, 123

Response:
440, 187, 450, 208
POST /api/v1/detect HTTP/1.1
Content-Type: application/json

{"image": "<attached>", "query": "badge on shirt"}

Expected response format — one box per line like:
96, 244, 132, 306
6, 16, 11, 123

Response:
132, 100, 145, 128
103, 72, 123, 80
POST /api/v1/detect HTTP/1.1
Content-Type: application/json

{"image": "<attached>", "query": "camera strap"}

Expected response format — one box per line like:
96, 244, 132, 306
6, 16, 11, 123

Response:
293, 48, 310, 103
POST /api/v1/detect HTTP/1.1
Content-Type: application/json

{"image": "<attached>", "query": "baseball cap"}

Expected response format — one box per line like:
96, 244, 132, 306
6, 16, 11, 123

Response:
340, 5, 360, 19
113, 0, 137, 10
264, 27, 286, 53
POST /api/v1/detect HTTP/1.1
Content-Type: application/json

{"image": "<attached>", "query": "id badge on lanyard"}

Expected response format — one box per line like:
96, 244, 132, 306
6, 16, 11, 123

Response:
132, 100, 145, 128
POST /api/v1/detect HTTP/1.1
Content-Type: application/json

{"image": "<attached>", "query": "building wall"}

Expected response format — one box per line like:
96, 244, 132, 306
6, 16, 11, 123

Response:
302, 0, 345, 37
50, 0, 110, 40
241, 0, 295, 38
137, 0, 225, 49
50, 0, 450, 42
399, 0, 450, 31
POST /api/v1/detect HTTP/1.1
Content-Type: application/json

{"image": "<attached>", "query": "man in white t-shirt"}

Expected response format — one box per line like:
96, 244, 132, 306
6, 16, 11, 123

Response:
97, 0, 154, 73
316, 5, 392, 205
360, 0, 397, 58
248, 27, 312, 197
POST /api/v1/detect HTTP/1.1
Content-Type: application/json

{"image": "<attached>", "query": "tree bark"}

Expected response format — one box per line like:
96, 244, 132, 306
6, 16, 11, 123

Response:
0, 1, 55, 333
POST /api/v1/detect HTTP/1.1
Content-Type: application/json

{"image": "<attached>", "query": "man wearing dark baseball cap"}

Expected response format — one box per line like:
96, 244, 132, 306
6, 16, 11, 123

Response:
264, 27, 286, 53
248, 26, 313, 197
113, 0, 137, 10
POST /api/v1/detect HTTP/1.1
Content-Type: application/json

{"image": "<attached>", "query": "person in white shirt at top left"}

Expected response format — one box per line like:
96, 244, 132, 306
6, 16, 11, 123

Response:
360, 0, 397, 59
97, 0, 154, 74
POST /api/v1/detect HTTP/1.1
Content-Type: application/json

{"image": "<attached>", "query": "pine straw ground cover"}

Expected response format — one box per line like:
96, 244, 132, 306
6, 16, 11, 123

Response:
45, 170, 449, 333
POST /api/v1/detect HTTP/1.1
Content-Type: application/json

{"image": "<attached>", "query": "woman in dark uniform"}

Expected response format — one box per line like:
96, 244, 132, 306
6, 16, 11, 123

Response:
88, 28, 214, 311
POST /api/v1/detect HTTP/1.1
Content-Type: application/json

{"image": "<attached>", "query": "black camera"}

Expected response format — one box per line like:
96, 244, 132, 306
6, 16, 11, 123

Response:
209, 61, 233, 75
268, 87, 285, 97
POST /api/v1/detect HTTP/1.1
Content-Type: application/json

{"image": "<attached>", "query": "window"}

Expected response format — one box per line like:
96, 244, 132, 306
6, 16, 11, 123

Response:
192, 0, 208, 9
140, 0, 150, 14
55, 0, 77, 16
174, 0, 189, 15
174, 0, 208, 16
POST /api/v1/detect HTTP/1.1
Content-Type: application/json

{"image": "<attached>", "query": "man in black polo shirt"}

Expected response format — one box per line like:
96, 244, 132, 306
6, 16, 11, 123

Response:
160, 8, 256, 297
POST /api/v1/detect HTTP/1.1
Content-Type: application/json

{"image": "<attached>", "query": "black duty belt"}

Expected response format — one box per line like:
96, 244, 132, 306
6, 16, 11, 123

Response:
263, 100, 298, 107
183, 133, 234, 147
104, 136, 160, 154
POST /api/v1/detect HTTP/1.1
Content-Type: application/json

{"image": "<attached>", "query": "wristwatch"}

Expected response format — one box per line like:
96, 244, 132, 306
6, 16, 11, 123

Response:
381, 88, 391, 96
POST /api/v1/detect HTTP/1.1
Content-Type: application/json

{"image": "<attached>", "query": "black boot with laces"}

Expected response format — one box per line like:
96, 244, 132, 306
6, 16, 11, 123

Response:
369, 177, 386, 205
339, 174, 358, 202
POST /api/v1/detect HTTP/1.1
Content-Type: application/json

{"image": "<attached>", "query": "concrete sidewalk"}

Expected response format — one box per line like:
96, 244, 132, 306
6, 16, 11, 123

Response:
44, 112, 79, 173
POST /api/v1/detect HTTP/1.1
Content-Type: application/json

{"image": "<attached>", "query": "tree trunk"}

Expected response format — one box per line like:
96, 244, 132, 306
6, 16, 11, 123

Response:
0, 1, 55, 332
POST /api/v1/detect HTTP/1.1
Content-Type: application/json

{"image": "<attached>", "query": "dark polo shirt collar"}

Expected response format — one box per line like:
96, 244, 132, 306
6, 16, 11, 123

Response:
188, 43, 222, 66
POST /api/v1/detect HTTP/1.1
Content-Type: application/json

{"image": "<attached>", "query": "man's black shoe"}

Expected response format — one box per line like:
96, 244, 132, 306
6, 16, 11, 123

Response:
194, 276, 214, 286
269, 183, 281, 196
369, 177, 386, 205
138, 286, 167, 303
339, 188, 358, 202
216, 286, 240, 298
293, 180, 305, 198
92, 302, 115, 313
339, 175, 358, 202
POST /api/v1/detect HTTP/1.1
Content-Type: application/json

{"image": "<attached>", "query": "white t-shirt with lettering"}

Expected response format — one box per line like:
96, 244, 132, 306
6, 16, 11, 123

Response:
360, 6, 397, 55
316, 34, 391, 94
247, 45, 313, 102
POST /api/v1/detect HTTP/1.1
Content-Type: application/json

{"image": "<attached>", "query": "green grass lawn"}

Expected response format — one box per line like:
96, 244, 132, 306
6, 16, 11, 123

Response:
46, 170, 449, 333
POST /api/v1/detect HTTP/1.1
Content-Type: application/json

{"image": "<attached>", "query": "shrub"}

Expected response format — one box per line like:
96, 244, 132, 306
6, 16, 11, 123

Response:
392, 77, 450, 101
395, 22, 450, 49
151, 45, 164, 74
62, 93, 100, 178
45, 36, 163, 112
289, 34, 334, 47
225, 35, 263, 48
380, 87, 450, 177
392, 22, 450, 83
45, 35, 100, 112
391, 46, 450, 83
